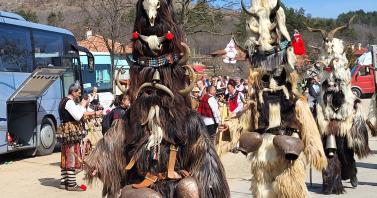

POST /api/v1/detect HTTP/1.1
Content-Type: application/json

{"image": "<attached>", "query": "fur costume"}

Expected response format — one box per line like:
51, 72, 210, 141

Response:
367, 93, 377, 136
308, 16, 374, 194
219, 1, 327, 197
85, 0, 229, 197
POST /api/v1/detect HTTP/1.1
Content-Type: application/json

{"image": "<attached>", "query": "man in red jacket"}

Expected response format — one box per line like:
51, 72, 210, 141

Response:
197, 86, 221, 143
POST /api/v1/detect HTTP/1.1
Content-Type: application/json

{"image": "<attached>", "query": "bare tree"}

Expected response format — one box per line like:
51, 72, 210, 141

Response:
175, 0, 236, 35
78, 0, 133, 94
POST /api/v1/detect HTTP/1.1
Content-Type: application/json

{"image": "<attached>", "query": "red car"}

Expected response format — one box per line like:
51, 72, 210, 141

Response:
351, 65, 376, 98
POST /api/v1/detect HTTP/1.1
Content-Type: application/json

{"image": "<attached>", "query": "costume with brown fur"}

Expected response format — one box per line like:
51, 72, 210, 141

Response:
243, 70, 326, 198
85, 0, 229, 197
221, 1, 327, 197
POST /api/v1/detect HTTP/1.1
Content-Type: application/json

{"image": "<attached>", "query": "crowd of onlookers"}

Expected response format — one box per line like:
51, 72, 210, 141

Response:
191, 75, 248, 141
82, 75, 248, 146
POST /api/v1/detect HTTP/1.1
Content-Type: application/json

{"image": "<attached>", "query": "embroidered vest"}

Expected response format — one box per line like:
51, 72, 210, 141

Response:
197, 94, 214, 117
229, 92, 239, 113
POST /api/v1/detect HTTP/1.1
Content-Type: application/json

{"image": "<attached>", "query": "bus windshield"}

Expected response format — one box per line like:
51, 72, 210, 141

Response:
80, 54, 129, 93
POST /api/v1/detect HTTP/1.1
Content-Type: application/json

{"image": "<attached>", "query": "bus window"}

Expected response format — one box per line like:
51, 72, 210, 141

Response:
0, 24, 33, 72
33, 31, 64, 68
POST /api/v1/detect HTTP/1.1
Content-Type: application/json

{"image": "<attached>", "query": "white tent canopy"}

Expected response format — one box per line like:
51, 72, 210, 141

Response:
357, 51, 372, 65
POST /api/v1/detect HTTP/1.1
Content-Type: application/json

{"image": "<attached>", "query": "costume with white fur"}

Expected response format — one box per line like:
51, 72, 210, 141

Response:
308, 16, 373, 194
219, 1, 327, 197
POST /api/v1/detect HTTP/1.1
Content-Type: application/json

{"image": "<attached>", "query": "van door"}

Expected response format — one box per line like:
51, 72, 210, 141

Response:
355, 66, 375, 94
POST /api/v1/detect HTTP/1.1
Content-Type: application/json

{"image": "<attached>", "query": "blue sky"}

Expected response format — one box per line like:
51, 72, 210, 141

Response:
281, 0, 377, 18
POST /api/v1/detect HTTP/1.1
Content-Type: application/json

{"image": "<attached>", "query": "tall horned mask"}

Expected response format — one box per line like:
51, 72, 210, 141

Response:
143, 0, 160, 27
306, 16, 356, 43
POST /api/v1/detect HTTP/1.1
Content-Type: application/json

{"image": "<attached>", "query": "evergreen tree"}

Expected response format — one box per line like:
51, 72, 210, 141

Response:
15, 9, 38, 23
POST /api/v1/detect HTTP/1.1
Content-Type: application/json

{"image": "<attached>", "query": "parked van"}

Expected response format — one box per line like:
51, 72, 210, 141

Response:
351, 65, 375, 97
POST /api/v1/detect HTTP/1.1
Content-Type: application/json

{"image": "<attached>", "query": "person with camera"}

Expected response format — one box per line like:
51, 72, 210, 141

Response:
57, 82, 102, 191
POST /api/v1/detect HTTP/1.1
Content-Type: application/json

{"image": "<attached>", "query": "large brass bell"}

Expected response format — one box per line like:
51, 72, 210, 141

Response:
325, 134, 337, 158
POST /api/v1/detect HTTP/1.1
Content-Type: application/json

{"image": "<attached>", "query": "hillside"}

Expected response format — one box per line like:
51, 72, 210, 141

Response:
1, 0, 376, 77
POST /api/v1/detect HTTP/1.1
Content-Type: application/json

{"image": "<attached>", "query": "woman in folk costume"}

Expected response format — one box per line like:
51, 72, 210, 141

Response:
56, 82, 102, 191
214, 79, 246, 155
308, 16, 375, 194
219, 0, 327, 197
84, 0, 230, 197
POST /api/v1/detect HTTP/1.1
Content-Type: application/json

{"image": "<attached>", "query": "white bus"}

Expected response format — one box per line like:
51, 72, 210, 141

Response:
0, 11, 94, 156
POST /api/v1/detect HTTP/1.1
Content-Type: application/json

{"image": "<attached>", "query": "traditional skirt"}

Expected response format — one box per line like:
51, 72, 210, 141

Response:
61, 142, 82, 170
57, 121, 86, 143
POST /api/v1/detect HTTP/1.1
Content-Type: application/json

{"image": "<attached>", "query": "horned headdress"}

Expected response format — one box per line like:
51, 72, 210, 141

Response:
308, 16, 374, 194
220, 1, 327, 197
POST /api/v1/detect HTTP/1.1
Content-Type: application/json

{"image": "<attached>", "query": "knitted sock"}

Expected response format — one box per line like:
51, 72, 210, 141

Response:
60, 169, 67, 186
66, 169, 77, 187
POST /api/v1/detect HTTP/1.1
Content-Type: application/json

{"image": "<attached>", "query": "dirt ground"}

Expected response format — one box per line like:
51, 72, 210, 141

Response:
1, 99, 376, 198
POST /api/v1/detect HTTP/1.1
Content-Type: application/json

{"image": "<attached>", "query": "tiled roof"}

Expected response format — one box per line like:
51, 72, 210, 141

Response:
78, 35, 132, 54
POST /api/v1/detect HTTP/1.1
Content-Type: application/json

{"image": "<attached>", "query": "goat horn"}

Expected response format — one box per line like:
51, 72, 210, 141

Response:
248, 23, 259, 34
155, 83, 175, 99
136, 82, 175, 99
158, 35, 166, 43
241, 0, 258, 18
270, 0, 281, 15
179, 65, 197, 95
306, 23, 328, 41
139, 34, 149, 43
178, 42, 191, 66
328, 15, 356, 40
329, 57, 339, 69
116, 66, 127, 94
269, 21, 277, 31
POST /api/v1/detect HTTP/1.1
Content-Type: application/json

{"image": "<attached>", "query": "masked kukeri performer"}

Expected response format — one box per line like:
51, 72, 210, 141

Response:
57, 82, 101, 191
84, 0, 230, 197
219, 1, 327, 197
307, 16, 375, 194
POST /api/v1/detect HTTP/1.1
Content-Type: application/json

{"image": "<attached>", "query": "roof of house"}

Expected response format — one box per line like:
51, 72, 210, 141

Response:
354, 48, 368, 56
78, 35, 132, 54
209, 38, 247, 61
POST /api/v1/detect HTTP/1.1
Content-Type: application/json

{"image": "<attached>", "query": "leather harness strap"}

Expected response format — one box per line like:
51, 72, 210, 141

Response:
167, 145, 178, 179
125, 156, 136, 171
130, 145, 190, 189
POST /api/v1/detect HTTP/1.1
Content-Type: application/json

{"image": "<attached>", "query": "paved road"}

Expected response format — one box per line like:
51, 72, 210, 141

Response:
0, 99, 375, 198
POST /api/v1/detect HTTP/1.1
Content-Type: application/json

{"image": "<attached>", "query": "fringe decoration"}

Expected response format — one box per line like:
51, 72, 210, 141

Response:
349, 113, 371, 159
295, 99, 327, 170
143, 105, 164, 151
250, 48, 288, 71
273, 154, 308, 198
85, 120, 127, 198
367, 93, 377, 136
322, 153, 344, 194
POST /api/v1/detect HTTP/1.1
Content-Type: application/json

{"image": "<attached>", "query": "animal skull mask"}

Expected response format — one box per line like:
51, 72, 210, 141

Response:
143, 0, 160, 27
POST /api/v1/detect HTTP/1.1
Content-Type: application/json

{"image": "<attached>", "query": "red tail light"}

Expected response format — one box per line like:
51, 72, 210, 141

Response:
7, 133, 13, 143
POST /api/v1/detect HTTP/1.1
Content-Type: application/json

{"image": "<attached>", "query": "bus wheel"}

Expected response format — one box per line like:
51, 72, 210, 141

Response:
36, 118, 56, 156
352, 88, 362, 98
